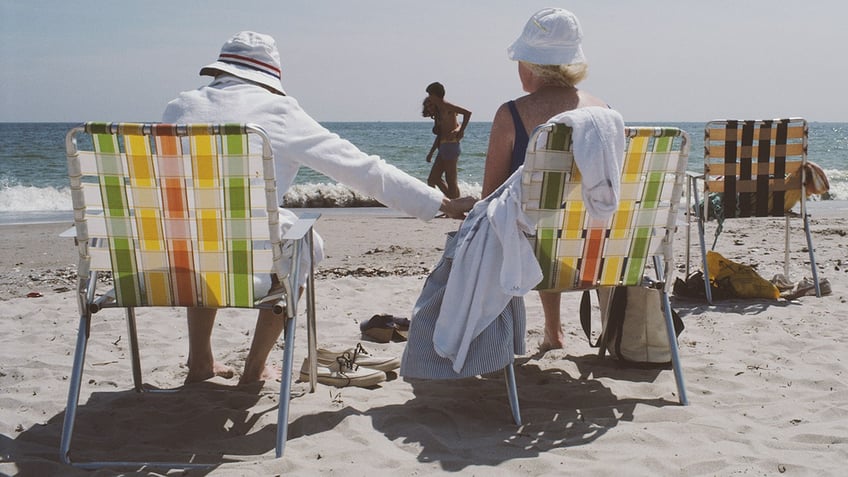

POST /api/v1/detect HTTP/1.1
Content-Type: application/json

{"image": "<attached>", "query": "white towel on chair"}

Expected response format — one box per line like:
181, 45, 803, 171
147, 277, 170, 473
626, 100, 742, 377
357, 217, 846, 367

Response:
548, 107, 625, 221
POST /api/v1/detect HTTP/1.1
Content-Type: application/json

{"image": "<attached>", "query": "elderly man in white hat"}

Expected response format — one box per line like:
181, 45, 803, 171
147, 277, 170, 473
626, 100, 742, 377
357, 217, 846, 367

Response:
480, 8, 610, 352
163, 31, 475, 385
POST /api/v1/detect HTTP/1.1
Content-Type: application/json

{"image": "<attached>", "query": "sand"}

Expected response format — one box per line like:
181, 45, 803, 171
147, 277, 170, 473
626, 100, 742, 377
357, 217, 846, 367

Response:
1, 203, 846, 476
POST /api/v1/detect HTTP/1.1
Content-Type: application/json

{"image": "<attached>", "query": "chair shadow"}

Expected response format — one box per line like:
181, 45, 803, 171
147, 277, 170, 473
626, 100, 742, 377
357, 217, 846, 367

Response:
6, 359, 680, 474
6, 381, 283, 475
361, 357, 674, 472
671, 295, 795, 318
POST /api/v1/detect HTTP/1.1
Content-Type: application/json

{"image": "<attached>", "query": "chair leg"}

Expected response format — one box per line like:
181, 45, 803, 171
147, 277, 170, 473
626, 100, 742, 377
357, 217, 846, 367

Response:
660, 291, 688, 405
802, 212, 822, 297
60, 313, 91, 464
784, 215, 791, 278
685, 175, 693, 277
125, 308, 143, 392
59, 307, 220, 468
305, 230, 318, 392
692, 183, 713, 304
275, 314, 297, 458
504, 363, 522, 426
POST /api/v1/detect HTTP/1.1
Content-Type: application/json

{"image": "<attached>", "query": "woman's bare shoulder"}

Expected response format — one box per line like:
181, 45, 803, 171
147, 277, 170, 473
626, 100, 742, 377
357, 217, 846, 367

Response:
577, 90, 608, 107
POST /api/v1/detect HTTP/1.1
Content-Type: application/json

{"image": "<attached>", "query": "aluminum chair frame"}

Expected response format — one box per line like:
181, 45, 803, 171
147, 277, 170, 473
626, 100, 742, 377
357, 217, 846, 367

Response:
687, 118, 820, 303
506, 124, 691, 425
61, 122, 318, 469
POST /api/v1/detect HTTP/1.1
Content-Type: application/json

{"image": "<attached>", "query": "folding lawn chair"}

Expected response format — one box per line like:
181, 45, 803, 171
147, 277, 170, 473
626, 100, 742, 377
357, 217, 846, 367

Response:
61, 122, 319, 468
505, 123, 690, 425
688, 118, 821, 303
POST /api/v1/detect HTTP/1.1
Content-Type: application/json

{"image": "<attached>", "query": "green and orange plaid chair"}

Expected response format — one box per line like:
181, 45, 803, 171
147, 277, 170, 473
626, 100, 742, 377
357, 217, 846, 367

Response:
689, 118, 821, 303
62, 122, 319, 467
504, 123, 690, 425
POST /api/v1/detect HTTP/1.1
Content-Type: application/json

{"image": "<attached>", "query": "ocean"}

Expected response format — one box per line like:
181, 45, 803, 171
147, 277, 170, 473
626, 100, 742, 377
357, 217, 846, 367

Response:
1, 121, 846, 225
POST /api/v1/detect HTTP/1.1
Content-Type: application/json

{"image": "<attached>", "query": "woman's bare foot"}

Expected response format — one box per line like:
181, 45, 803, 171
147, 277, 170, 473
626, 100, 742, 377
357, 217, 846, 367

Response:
539, 340, 564, 353
184, 361, 235, 384
539, 329, 565, 353
238, 362, 281, 386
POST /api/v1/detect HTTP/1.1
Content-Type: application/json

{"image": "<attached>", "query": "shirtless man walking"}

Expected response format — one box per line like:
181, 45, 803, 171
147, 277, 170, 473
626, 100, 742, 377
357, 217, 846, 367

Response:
424, 82, 471, 199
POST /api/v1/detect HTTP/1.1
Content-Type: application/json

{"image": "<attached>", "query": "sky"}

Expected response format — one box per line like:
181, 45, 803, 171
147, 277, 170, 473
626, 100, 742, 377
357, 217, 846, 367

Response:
1, 0, 845, 123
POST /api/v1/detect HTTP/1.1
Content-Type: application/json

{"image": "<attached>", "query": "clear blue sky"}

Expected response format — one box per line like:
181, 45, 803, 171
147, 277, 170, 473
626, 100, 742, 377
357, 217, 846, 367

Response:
1, 0, 844, 123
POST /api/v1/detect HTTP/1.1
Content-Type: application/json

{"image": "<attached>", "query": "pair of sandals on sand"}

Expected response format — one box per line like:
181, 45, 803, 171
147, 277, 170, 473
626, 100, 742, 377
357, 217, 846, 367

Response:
359, 313, 410, 343
771, 274, 832, 300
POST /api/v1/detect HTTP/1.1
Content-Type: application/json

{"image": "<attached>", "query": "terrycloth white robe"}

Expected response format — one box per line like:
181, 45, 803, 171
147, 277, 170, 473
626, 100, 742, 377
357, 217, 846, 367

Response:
163, 75, 445, 284
163, 75, 444, 221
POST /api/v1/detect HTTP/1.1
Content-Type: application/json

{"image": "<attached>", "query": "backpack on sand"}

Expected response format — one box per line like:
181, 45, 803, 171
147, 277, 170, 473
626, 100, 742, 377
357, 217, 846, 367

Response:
579, 286, 684, 366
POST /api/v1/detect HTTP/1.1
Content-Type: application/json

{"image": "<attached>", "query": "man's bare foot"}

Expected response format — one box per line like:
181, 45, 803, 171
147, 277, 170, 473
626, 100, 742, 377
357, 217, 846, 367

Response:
184, 361, 235, 384
238, 362, 281, 386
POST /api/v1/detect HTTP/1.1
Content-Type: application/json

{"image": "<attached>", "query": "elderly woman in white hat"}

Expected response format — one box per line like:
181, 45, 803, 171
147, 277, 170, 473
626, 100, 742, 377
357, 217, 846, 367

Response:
163, 31, 475, 385
481, 8, 608, 352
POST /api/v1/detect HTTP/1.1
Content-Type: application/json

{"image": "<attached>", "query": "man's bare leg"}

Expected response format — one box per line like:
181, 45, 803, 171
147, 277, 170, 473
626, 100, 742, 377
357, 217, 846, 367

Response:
185, 307, 234, 383
239, 308, 286, 385
539, 291, 565, 352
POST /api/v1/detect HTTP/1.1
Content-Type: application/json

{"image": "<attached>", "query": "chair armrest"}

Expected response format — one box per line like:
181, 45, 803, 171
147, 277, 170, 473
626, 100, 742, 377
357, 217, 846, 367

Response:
282, 211, 321, 241
685, 170, 704, 180
60, 226, 77, 238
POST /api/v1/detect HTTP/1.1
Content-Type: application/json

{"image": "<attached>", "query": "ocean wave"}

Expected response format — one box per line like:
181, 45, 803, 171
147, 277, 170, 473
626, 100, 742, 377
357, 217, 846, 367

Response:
0, 181, 486, 212
283, 181, 483, 208
283, 183, 384, 208
3, 177, 845, 213
820, 168, 848, 201
0, 183, 72, 212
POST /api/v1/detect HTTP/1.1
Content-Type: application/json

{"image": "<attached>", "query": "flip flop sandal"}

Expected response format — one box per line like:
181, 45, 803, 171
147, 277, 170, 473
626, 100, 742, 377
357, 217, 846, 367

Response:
360, 314, 397, 343
391, 317, 410, 341
391, 316, 410, 330
771, 273, 795, 292
782, 277, 832, 300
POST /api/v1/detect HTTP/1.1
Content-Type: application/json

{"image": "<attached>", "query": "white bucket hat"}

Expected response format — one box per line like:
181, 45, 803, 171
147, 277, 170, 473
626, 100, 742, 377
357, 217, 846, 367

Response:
507, 8, 586, 65
200, 31, 286, 95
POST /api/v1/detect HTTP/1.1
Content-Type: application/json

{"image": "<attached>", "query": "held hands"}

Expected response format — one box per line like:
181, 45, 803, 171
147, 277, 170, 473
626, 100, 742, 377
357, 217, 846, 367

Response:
439, 196, 477, 220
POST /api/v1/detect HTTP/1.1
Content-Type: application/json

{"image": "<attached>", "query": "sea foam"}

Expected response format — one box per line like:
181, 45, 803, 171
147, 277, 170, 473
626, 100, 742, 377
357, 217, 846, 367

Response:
0, 181, 485, 213
283, 181, 483, 208
0, 183, 72, 212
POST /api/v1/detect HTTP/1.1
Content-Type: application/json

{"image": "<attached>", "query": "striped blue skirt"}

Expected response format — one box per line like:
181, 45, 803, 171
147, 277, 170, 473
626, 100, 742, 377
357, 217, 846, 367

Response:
400, 232, 526, 380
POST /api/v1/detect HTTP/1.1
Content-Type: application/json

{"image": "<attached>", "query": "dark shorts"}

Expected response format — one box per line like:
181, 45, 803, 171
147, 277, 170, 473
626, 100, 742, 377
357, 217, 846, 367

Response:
437, 142, 461, 161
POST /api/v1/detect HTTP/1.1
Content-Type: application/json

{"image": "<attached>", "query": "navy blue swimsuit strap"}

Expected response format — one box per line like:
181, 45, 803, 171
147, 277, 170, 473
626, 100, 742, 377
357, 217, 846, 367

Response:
507, 100, 530, 174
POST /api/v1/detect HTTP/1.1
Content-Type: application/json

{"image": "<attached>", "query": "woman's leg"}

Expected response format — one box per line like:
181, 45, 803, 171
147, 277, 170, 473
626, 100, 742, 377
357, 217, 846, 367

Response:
427, 159, 449, 195
539, 291, 565, 351
443, 159, 460, 199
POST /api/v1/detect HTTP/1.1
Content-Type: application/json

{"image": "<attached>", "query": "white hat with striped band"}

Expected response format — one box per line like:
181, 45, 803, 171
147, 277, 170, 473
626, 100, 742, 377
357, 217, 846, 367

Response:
200, 31, 286, 95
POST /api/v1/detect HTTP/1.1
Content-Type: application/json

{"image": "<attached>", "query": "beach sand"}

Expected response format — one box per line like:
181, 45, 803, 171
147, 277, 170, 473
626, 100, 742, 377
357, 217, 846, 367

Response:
1, 203, 846, 476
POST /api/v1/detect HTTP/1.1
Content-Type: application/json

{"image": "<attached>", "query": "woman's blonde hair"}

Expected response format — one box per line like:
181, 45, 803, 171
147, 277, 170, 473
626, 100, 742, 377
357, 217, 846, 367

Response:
522, 61, 588, 87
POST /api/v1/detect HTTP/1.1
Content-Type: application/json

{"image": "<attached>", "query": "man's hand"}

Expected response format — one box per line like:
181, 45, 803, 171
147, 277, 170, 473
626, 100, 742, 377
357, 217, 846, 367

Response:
439, 196, 477, 219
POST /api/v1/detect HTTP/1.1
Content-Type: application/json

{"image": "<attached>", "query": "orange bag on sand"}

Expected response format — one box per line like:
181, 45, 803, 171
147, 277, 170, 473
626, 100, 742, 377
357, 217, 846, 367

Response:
706, 251, 780, 300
